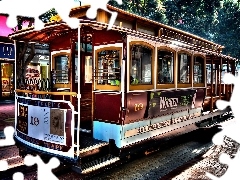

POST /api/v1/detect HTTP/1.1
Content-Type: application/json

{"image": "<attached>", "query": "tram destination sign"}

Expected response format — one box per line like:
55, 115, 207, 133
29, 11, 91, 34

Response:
16, 96, 73, 152
148, 89, 204, 118
124, 88, 205, 124
0, 43, 15, 59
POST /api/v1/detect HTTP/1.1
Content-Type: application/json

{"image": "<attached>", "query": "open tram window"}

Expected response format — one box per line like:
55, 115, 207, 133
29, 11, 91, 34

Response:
157, 50, 174, 84
178, 53, 191, 83
206, 64, 216, 84
85, 56, 92, 83
54, 55, 69, 83
75, 42, 93, 53
130, 45, 152, 85
96, 49, 121, 86
194, 56, 204, 83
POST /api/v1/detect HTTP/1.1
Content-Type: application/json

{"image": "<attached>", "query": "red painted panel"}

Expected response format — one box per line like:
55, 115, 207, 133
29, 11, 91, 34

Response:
50, 33, 73, 51
125, 92, 148, 124
195, 88, 206, 108
93, 29, 123, 46
94, 93, 122, 124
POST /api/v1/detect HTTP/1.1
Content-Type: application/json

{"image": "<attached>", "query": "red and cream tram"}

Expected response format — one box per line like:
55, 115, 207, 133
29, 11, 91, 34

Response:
9, 5, 237, 173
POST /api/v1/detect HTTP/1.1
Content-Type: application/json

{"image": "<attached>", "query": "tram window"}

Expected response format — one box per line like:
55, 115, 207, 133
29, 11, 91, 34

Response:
206, 64, 216, 84
178, 53, 191, 83
221, 64, 231, 83
130, 45, 152, 85
96, 50, 120, 85
194, 56, 204, 83
157, 50, 174, 84
76, 42, 92, 53
85, 56, 92, 83
75, 56, 78, 83
54, 55, 69, 83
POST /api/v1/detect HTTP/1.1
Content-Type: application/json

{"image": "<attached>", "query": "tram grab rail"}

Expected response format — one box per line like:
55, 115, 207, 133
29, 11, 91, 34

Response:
15, 89, 77, 96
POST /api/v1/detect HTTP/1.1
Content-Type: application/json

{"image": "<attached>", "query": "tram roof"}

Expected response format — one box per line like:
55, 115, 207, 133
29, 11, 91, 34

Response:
8, 5, 237, 61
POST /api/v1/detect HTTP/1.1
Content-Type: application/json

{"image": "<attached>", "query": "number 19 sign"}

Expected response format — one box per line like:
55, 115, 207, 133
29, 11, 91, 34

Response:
16, 96, 73, 146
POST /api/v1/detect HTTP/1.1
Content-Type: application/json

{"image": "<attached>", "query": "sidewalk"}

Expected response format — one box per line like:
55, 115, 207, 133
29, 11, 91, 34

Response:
0, 100, 15, 131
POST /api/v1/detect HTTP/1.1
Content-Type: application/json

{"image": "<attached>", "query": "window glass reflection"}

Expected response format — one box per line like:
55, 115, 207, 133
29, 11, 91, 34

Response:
194, 56, 204, 83
178, 53, 191, 83
54, 55, 69, 83
97, 50, 120, 85
130, 45, 152, 85
157, 50, 174, 84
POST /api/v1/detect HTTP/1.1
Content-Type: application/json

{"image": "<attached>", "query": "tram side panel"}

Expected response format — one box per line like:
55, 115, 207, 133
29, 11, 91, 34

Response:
93, 88, 206, 149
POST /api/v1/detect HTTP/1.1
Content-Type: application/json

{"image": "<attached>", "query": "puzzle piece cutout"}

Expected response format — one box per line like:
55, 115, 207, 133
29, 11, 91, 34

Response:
0, 126, 15, 147
206, 71, 240, 179
206, 150, 240, 180
0, 126, 60, 179
216, 72, 240, 119
24, 154, 60, 180
0, 160, 8, 171
0, 126, 14, 172
0, 0, 79, 30
0, 126, 24, 179
0, 0, 122, 31
85, 0, 122, 30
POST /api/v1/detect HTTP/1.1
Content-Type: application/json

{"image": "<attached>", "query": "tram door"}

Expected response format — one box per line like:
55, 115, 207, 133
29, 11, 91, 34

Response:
75, 53, 93, 130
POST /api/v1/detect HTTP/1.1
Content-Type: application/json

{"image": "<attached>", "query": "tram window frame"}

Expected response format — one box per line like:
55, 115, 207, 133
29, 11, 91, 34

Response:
75, 42, 92, 53
193, 56, 204, 84
53, 54, 69, 84
178, 53, 191, 85
94, 47, 122, 91
51, 52, 71, 90
157, 49, 174, 85
206, 64, 216, 84
129, 42, 154, 91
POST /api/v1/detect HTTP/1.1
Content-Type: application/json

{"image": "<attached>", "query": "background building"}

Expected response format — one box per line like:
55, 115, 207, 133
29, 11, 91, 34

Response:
0, 14, 15, 99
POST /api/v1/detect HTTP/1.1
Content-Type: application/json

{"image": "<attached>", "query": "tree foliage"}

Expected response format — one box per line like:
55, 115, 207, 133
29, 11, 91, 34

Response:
109, 0, 240, 59
15, 1, 240, 60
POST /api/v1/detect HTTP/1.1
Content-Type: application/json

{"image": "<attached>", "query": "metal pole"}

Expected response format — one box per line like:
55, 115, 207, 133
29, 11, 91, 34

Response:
77, 24, 81, 157
14, 40, 17, 131
211, 56, 213, 112
154, 44, 157, 90
219, 58, 222, 99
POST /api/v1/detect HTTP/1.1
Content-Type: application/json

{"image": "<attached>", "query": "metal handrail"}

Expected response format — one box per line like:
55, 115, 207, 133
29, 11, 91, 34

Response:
15, 89, 77, 96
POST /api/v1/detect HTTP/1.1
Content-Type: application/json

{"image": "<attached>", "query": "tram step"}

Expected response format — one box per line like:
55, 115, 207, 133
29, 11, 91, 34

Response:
75, 142, 109, 157
80, 154, 120, 174
74, 135, 109, 157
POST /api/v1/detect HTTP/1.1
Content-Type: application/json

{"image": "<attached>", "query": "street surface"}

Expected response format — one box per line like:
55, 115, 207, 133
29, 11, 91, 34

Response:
0, 100, 15, 131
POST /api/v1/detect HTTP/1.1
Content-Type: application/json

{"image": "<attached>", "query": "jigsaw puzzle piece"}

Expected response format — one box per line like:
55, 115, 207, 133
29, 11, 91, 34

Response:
206, 71, 240, 179
0, 0, 79, 30
86, 0, 122, 30
212, 119, 240, 146
54, 0, 79, 29
0, 126, 15, 147
0, 160, 8, 171
216, 100, 230, 111
218, 72, 240, 119
206, 151, 240, 180
24, 154, 60, 180
12, 172, 24, 180
222, 73, 236, 84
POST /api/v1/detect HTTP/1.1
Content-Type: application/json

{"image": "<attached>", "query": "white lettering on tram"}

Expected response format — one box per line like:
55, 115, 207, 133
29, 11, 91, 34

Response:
160, 97, 178, 109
